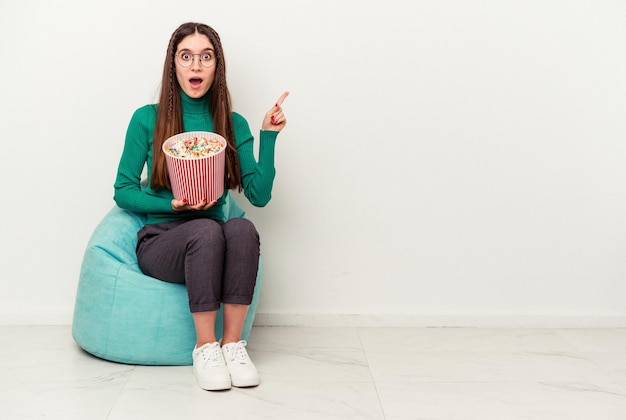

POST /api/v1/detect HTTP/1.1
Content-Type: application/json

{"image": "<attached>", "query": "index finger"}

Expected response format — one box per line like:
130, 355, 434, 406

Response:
275, 91, 289, 108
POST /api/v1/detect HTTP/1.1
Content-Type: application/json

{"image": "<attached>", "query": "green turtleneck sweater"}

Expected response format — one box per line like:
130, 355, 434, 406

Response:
114, 91, 278, 224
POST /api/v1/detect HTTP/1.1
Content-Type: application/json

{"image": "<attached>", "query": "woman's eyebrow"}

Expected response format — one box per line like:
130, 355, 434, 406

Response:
177, 48, 215, 53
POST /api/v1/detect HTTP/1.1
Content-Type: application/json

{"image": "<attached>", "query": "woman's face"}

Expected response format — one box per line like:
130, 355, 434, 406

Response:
175, 32, 216, 99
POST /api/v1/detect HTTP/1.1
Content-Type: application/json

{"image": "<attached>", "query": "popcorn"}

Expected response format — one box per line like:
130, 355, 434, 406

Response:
165, 136, 225, 159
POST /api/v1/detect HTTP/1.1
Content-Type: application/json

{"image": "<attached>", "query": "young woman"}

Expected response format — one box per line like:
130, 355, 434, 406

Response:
113, 22, 288, 391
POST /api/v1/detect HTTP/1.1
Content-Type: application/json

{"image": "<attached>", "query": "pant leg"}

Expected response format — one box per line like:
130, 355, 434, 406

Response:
136, 218, 225, 312
221, 217, 260, 305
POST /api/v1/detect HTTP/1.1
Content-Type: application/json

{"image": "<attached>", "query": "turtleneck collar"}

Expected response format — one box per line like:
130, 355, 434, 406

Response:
180, 89, 210, 114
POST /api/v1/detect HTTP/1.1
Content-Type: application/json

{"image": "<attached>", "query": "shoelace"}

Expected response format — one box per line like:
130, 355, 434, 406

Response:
225, 340, 251, 364
198, 343, 224, 367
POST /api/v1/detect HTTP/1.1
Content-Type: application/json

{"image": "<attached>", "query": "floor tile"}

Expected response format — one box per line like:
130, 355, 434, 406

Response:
0, 326, 133, 420
2, 325, 626, 420
376, 381, 626, 420
253, 350, 373, 382
584, 352, 626, 382
557, 329, 626, 352
110, 367, 385, 420
366, 350, 615, 383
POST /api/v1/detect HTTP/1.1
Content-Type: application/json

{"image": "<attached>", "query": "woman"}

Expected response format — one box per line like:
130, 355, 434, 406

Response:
114, 22, 288, 391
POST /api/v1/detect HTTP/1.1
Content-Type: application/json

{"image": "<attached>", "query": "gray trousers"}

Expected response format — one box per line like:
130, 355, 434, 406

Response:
136, 217, 260, 313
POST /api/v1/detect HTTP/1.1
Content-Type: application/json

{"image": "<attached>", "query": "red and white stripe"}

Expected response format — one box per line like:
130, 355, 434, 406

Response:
163, 131, 226, 204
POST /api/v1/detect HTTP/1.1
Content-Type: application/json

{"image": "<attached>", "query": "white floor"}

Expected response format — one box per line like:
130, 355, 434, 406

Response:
2, 326, 626, 419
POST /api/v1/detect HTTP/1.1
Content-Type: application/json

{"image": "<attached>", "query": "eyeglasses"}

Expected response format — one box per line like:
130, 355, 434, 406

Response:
175, 51, 216, 68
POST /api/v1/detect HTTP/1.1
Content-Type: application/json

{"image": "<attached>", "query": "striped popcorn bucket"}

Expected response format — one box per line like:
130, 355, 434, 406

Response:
162, 131, 227, 204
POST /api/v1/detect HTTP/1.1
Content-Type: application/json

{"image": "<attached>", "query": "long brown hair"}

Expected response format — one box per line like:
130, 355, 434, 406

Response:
150, 22, 242, 192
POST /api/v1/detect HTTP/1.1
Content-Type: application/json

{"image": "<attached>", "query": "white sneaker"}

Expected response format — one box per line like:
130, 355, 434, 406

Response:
222, 340, 260, 387
192, 342, 231, 391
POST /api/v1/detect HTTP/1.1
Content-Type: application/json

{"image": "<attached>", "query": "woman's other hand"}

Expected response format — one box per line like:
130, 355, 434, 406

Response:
171, 198, 217, 212
262, 91, 289, 132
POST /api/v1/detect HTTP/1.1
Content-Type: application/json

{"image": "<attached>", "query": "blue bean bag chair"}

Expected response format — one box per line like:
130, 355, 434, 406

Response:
72, 192, 262, 365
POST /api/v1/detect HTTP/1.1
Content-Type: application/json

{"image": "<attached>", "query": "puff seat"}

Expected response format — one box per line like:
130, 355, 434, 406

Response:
72, 193, 262, 365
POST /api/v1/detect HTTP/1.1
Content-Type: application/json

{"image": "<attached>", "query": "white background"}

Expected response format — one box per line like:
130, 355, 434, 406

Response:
1, 0, 624, 326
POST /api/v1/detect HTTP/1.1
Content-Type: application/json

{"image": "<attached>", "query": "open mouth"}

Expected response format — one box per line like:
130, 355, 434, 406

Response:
189, 78, 203, 88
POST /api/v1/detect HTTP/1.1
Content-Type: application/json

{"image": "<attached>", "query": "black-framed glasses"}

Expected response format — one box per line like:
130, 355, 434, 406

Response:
175, 51, 216, 68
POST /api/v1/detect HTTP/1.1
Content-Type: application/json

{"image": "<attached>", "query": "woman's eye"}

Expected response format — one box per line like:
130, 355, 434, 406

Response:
182, 53, 192, 61
202, 54, 212, 61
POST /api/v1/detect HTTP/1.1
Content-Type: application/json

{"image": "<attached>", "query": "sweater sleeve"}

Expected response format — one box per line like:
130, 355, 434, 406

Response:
234, 112, 278, 207
113, 106, 175, 214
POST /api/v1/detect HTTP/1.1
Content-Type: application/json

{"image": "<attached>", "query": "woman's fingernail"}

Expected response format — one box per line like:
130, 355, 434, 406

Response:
182, 198, 188, 203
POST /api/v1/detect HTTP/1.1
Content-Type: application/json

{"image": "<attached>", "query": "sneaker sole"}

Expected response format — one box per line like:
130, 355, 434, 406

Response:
193, 368, 232, 391
231, 376, 260, 388
196, 378, 232, 391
